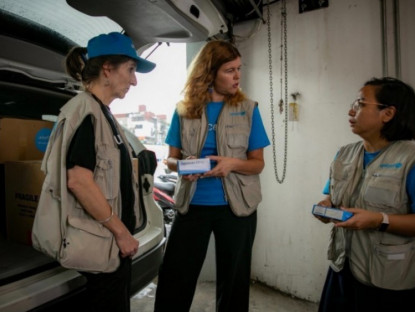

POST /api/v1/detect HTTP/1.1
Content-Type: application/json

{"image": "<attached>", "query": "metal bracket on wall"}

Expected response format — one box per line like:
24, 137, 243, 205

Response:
299, 0, 329, 14
248, 0, 266, 23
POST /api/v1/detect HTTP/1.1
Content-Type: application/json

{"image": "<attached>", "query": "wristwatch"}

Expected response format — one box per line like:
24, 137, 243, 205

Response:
378, 212, 389, 232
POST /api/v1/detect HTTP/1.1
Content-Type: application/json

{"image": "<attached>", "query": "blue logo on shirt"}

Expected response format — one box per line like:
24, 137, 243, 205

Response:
379, 163, 402, 169
208, 123, 217, 131
230, 111, 246, 116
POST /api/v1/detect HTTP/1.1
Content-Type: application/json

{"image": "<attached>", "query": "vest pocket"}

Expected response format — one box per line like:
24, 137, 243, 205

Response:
94, 146, 120, 200
235, 174, 261, 209
226, 129, 249, 157
330, 161, 354, 206
227, 133, 248, 148
327, 227, 347, 272
60, 215, 120, 272
364, 176, 401, 208
173, 178, 193, 212
371, 241, 415, 290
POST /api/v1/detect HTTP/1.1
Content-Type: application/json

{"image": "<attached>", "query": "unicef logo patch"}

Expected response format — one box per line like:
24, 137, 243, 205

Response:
35, 128, 52, 152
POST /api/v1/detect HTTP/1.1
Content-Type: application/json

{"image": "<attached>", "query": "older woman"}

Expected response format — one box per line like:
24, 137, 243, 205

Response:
316, 77, 415, 311
39, 32, 155, 312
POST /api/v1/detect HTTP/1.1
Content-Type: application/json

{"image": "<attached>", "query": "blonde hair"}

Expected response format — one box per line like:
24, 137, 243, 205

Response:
178, 40, 246, 118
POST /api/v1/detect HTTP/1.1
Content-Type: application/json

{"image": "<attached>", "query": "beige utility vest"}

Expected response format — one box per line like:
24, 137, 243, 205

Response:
174, 100, 262, 217
328, 140, 415, 290
40, 91, 139, 232
33, 92, 140, 261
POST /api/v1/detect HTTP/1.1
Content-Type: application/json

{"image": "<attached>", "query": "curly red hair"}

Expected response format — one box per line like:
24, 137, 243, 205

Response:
178, 40, 246, 118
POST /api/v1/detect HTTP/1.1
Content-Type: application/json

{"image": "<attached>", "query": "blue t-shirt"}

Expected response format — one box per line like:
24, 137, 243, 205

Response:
166, 101, 270, 205
323, 150, 415, 213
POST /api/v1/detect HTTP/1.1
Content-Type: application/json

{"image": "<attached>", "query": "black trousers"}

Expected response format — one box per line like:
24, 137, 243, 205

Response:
318, 259, 415, 312
154, 205, 257, 312
80, 257, 132, 312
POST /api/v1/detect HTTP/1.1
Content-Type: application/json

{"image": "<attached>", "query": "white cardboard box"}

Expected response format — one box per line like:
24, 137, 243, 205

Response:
177, 158, 210, 175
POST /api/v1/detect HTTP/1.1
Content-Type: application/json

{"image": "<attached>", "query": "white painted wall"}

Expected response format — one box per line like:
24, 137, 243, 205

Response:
197, 0, 415, 304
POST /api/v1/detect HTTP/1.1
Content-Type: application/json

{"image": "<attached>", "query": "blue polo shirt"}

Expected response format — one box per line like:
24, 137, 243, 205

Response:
166, 101, 270, 205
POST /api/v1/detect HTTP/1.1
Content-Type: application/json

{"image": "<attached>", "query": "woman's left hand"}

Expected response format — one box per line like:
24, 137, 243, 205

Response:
334, 207, 382, 230
203, 155, 234, 177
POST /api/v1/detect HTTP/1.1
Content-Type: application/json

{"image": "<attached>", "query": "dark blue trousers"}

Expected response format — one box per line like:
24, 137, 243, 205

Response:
154, 205, 257, 312
318, 259, 415, 312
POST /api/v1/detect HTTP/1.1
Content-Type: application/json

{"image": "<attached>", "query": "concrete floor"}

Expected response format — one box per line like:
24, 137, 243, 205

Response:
131, 278, 319, 312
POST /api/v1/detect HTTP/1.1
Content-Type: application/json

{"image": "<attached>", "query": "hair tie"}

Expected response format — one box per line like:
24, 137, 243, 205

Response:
81, 52, 88, 63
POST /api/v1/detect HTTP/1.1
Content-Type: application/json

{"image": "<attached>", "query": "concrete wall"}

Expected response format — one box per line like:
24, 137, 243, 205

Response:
197, 0, 415, 304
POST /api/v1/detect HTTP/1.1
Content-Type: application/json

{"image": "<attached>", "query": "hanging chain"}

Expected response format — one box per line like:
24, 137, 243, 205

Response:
279, 2, 284, 114
267, 0, 288, 184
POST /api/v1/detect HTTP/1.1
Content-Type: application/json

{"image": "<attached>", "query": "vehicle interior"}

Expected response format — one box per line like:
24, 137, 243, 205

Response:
4, 0, 413, 310
0, 0, 267, 310
0, 0, 265, 114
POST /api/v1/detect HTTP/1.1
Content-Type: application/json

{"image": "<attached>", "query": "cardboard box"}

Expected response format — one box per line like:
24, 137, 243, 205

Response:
5, 161, 44, 245
0, 117, 54, 163
3, 158, 138, 245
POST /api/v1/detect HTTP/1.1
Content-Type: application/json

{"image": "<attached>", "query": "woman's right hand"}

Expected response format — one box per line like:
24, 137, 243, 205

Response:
181, 173, 202, 181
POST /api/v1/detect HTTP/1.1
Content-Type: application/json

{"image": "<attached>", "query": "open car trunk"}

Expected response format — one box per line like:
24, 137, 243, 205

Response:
0, 239, 58, 286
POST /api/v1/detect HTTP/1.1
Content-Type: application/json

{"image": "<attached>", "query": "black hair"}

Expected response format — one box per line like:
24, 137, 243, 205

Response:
65, 47, 133, 86
364, 77, 415, 141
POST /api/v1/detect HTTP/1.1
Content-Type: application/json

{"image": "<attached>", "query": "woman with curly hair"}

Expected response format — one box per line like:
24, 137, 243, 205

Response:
154, 40, 270, 312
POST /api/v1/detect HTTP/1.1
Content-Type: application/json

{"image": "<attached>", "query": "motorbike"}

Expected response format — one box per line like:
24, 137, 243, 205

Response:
157, 173, 178, 188
153, 173, 177, 224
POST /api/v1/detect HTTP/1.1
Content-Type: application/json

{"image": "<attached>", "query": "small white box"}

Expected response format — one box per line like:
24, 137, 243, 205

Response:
177, 158, 210, 175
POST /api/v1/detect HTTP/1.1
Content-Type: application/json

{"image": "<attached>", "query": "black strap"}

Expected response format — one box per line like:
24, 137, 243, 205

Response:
91, 94, 124, 146
90, 93, 136, 232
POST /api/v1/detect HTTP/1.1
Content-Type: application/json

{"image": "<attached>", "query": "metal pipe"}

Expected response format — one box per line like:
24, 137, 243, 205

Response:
248, 0, 266, 23
393, 0, 401, 79
380, 0, 388, 76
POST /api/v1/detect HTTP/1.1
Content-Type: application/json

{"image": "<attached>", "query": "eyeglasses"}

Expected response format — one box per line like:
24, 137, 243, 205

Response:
350, 99, 388, 112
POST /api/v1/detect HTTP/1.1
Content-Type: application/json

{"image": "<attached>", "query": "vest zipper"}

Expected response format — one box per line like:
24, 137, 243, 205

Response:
215, 105, 229, 203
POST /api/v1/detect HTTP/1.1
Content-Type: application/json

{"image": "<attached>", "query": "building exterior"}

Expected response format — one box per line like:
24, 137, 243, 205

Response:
114, 105, 169, 145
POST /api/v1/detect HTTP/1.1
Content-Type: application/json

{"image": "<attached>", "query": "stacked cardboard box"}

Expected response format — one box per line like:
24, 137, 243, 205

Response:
5, 161, 43, 245
0, 117, 53, 244
0, 117, 53, 162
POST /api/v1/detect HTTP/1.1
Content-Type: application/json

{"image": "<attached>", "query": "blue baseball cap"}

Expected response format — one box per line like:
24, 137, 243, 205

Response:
87, 32, 156, 73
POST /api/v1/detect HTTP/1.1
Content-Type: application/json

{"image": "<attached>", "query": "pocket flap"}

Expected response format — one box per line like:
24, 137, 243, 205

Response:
67, 215, 112, 238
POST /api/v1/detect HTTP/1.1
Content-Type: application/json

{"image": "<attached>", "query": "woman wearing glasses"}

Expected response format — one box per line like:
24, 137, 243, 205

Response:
316, 77, 415, 311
